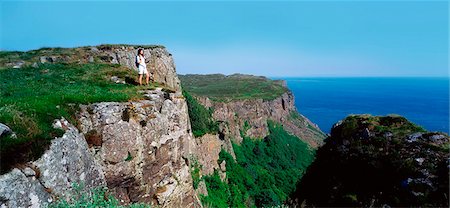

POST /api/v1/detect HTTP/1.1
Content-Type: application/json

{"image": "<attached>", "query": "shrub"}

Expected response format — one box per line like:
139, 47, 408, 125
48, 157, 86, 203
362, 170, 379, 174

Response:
183, 90, 218, 137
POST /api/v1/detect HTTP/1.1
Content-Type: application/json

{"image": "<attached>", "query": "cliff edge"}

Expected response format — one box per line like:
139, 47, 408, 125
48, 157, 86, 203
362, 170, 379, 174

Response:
291, 114, 449, 207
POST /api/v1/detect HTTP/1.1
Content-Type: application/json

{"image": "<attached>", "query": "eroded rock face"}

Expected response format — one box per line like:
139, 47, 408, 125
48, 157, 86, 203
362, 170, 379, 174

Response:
194, 134, 228, 176
196, 92, 325, 147
77, 88, 200, 207
95, 46, 181, 91
0, 119, 106, 208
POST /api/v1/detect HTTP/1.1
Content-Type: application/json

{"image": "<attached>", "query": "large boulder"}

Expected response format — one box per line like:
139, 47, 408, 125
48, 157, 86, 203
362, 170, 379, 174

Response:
0, 119, 106, 207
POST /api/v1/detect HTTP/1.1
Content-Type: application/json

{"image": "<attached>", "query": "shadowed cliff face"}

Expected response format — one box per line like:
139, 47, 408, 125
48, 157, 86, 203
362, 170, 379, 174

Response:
291, 115, 449, 207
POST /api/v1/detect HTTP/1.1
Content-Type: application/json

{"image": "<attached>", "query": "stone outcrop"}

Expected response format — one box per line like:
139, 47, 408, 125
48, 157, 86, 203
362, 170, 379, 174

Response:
77, 88, 200, 207
0, 123, 15, 139
196, 92, 325, 148
93, 45, 181, 91
291, 115, 449, 207
0, 119, 106, 208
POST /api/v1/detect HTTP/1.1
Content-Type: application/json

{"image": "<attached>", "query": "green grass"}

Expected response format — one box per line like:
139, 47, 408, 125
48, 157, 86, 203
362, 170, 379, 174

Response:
49, 183, 150, 208
189, 156, 202, 190
201, 121, 315, 207
183, 90, 219, 137
335, 114, 427, 139
179, 74, 288, 102
0, 62, 156, 173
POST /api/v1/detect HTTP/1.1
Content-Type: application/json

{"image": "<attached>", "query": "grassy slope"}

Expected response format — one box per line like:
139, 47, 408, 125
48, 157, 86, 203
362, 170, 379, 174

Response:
179, 74, 287, 102
0, 62, 158, 173
201, 121, 315, 207
183, 90, 219, 137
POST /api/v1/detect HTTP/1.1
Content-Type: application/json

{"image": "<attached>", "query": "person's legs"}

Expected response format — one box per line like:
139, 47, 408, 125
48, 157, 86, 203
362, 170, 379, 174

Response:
145, 72, 149, 85
138, 65, 144, 85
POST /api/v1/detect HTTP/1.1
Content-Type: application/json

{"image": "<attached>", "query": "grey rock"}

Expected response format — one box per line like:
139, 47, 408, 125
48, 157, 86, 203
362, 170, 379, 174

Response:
407, 132, 423, 143
90, 47, 100, 53
430, 134, 445, 141
361, 128, 371, 139
39, 56, 53, 63
0, 169, 51, 208
384, 132, 393, 138
0, 123, 15, 139
110, 76, 125, 84
415, 158, 425, 165
22, 167, 36, 177
12, 61, 25, 69
0, 118, 106, 207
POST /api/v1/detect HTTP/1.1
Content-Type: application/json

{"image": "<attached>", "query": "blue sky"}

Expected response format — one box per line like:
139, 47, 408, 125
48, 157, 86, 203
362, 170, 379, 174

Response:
1, 1, 448, 77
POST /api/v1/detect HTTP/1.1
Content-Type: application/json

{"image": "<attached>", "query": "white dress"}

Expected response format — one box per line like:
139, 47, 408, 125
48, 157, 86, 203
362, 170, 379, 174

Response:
137, 55, 148, 75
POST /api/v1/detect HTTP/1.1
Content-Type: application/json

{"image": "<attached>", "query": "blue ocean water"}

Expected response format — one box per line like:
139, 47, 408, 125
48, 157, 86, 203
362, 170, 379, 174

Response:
282, 77, 449, 134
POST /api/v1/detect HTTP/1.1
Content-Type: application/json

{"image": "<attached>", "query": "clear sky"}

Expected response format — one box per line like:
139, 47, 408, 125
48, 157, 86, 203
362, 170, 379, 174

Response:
1, 0, 448, 77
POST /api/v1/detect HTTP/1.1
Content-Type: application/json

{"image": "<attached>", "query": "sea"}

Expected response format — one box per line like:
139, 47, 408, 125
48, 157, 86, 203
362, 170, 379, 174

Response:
280, 77, 449, 134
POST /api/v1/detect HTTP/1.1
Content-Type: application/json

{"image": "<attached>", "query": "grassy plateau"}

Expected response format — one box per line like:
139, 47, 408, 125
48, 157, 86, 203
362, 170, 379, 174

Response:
179, 74, 287, 102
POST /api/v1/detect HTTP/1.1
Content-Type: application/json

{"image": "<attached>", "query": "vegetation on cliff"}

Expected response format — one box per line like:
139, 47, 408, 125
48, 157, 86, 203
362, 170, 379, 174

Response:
183, 90, 219, 137
0, 62, 157, 173
179, 74, 287, 102
49, 183, 150, 208
291, 115, 449, 207
201, 121, 315, 207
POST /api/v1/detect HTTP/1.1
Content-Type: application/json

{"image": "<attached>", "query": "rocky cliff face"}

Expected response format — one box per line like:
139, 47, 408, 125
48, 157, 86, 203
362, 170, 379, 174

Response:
0, 119, 106, 207
76, 88, 200, 207
0, 45, 326, 207
195, 91, 325, 148
93, 45, 181, 91
291, 115, 449, 207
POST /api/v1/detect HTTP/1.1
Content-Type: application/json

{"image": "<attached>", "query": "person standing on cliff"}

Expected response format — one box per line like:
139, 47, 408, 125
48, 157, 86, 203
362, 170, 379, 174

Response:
136, 48, 149, 85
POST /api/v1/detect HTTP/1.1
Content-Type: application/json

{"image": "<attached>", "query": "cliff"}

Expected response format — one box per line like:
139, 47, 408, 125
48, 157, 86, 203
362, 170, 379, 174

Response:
179, 74, 326, 207
0, 45, 199, 207
0, 45, 325, 207
180, 74, 326, 148
291, 115, 449, 207
76, 88, 200, 206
